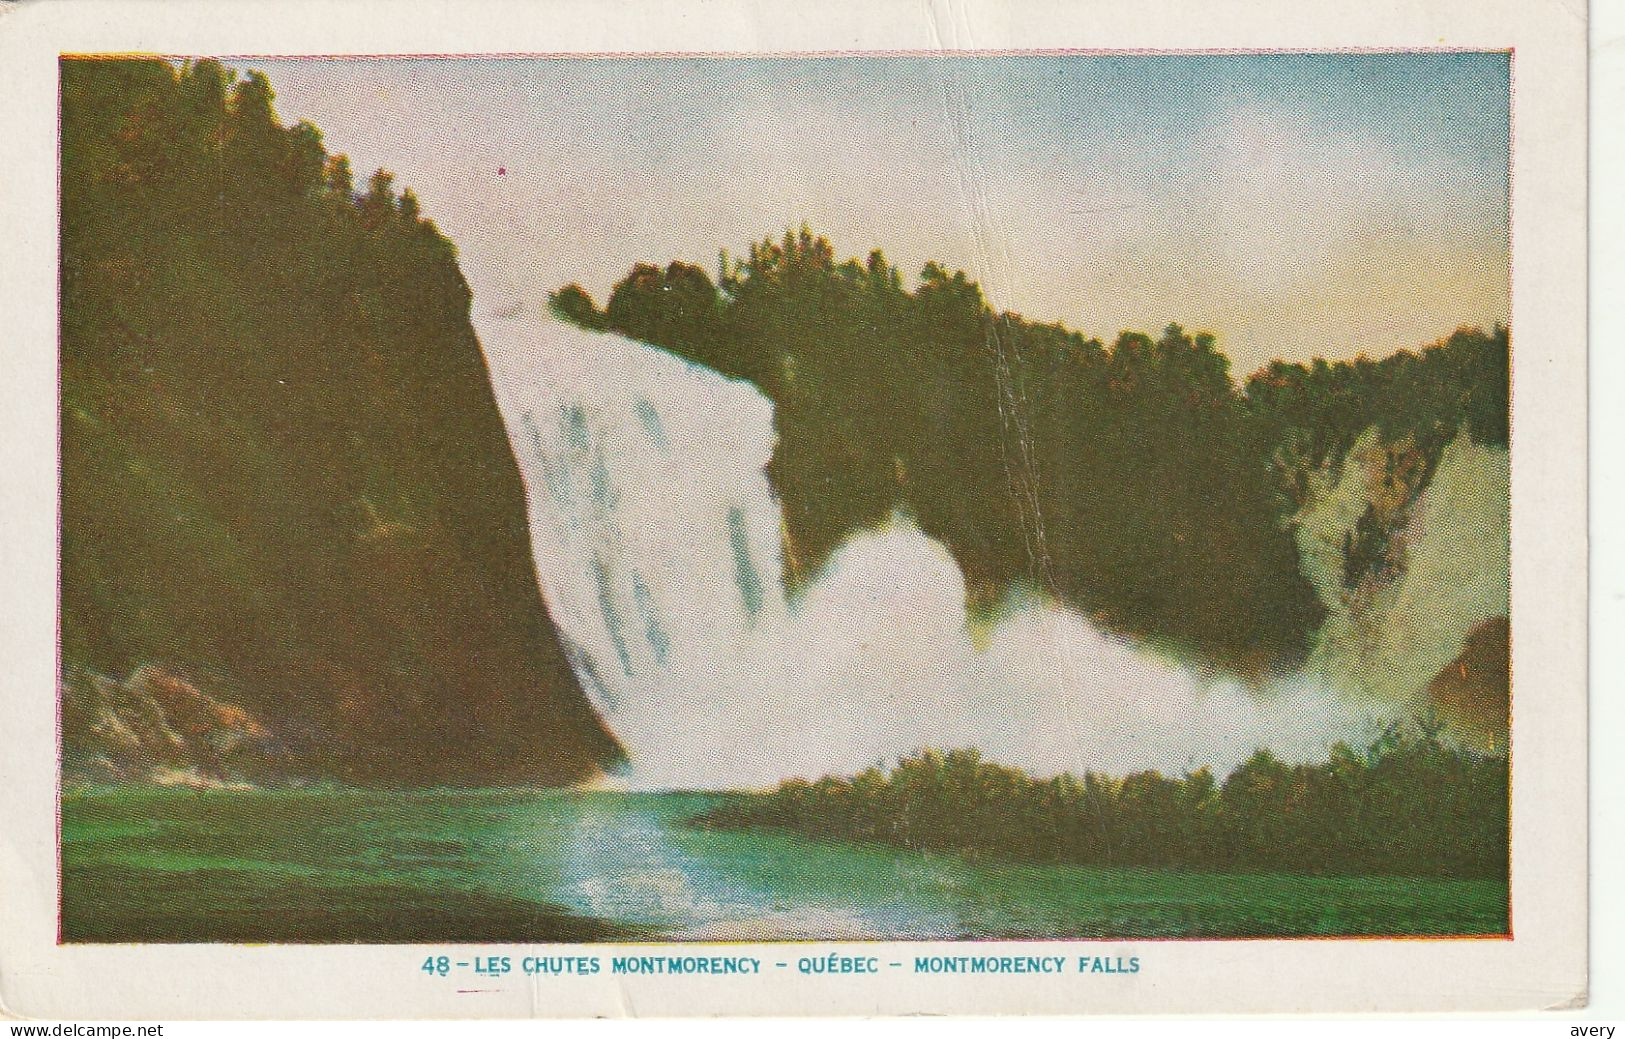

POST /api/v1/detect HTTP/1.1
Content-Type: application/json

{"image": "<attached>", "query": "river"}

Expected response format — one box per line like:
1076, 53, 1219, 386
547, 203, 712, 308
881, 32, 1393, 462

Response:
60, 787, 1506, 942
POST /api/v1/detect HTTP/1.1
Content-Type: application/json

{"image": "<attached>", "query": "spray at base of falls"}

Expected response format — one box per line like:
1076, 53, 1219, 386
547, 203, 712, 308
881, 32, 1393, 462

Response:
478, 306, 1400, 791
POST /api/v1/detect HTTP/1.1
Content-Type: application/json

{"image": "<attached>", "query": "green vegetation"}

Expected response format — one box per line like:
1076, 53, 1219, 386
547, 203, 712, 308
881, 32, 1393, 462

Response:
60, 58, 617, 783
555, 231, 1509, 675
697, 724, 1508, 879
1247, 325, 1510, 510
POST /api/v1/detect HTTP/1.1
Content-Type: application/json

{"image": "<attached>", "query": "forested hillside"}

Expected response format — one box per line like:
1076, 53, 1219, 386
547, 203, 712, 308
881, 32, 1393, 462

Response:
60, 58, 619, 784
554, 228, 1509, 676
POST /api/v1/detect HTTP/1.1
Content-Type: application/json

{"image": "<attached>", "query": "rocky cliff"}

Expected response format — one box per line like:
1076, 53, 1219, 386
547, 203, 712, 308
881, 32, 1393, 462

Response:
1292, 426, 1510, 748
59, 58, 619, 784
62, 666, 287, 788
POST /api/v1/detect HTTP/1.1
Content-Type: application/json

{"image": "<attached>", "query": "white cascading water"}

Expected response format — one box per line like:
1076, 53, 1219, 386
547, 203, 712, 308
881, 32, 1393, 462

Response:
476, 305, 1392, 791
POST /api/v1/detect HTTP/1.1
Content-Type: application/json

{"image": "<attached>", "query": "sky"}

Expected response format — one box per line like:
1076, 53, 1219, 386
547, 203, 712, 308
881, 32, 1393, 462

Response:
246, 53, 1510, 375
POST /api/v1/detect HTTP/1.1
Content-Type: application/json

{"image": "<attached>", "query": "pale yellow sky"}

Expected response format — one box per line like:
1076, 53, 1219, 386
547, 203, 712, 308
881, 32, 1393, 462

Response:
251, 54, 1510, 375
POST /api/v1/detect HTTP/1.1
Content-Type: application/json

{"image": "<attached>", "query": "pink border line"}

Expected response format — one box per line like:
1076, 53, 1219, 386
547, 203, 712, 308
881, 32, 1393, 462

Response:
54, 45, 1517, 947
54, 70, 65, 950
71, 45, 1513, 61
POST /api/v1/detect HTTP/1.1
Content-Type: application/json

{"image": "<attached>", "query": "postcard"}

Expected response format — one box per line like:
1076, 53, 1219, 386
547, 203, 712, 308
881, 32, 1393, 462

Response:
0, 0, 1588, 1019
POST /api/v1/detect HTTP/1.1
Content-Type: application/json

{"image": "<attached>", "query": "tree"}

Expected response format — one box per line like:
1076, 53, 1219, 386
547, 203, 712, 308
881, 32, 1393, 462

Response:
362, 169, 397, 225
397, 187, 421, 223
325, 154, 355, 200
548, 284, 604, 329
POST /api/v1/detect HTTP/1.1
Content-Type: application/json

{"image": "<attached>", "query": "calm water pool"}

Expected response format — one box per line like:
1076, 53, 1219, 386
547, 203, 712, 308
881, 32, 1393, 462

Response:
61, 788, 1508, 942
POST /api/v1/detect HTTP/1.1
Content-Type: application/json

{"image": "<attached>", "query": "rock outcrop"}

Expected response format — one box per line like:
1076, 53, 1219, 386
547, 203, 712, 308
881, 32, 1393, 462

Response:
1425, 617, 1511, 753
62, 666, 287, 787
1292, 426, 1510, 744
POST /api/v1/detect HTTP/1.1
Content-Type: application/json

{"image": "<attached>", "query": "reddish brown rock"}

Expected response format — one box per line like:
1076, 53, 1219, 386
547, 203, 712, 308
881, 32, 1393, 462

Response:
1427, 617, 1510, 752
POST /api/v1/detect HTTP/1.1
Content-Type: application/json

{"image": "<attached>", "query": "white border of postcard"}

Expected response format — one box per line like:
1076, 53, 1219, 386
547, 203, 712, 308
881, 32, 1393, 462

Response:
0, 0, 1588, 1019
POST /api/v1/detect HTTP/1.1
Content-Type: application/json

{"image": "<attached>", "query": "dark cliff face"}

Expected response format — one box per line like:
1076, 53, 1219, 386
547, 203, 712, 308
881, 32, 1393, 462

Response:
59, 58, 619, 784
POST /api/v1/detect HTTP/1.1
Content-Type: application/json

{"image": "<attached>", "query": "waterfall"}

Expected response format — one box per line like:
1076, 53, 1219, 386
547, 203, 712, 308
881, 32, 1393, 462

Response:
477, 305, 1385, 791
